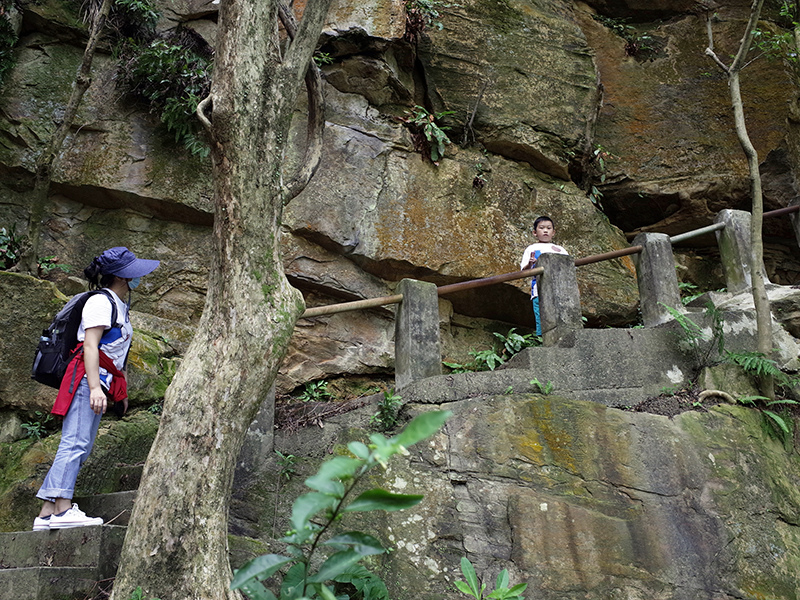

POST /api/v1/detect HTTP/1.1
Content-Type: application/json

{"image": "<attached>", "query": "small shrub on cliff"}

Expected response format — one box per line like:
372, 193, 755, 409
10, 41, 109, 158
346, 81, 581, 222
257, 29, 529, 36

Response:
116, 29, 212, 157
401, 105, 455, 164
0, 225, 26, 270
371, 389, 403, 431
404, 0, 449, 43
231, 410, 451, 600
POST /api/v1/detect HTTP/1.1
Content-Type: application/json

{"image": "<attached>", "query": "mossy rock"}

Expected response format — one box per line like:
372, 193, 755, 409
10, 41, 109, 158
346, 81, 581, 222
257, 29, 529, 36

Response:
75, 411, 160, 496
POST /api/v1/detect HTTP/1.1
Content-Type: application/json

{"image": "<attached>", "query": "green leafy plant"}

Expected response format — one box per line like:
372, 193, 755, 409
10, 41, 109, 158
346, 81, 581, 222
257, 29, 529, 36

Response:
116, 34, 212, 157
678, 281, 703, 306
370, 389, 403, 432
736, 394, 798, 446
0, 225, 27, 270
761, 398, 798, 445
443, 328, 538, 374
230, 410, 452, 600
470, 348, 505, 372
276, 450, 298, 481
298, 380, 333, 403
128, 586, 161, 600
113, 0, 160, 33
404, 0, 450, 43
591, 14, 656, 58
37, 255, 71, 277
747, 2, 800, 80
21, 411, 55, 440
454, 557, 527, 600
473, 162, 488, 189
662, 302, 724, 367
529, 378, 554, 395
493, 328, 539, 358
402, 105, 455, 163
725, 350, 796, 389
313, 51, 334, 66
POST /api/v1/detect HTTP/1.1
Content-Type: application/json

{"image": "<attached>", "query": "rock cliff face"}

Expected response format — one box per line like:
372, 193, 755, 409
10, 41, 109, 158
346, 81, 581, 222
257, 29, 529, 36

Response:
6, 0, 799, 397
236, 394, 800, 600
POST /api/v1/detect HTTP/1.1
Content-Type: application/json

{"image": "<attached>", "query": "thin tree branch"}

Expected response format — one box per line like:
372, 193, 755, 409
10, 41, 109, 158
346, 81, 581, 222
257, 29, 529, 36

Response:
282, 64, 325, 205
461, 80, 488, 146
705, 47, 731, 73
729, 0, 765, 73
278, 0, 328, 204
196, 94, 213, 131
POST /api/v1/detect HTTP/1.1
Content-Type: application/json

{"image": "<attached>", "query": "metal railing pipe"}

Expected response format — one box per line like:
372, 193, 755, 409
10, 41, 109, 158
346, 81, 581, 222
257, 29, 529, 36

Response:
669, 222, 725, 244
764, 205, 800, 218
573, 246, 642, 267
302, 294, 403, 318
436, 267, 544, 296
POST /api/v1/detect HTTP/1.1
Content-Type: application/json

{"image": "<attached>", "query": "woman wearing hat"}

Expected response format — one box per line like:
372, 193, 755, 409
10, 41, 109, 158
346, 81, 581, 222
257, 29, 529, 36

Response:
33, 247, 159, 530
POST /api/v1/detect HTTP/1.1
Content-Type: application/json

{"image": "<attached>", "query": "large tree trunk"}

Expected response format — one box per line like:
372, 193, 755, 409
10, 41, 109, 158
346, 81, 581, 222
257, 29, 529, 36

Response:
110, 1, 332, 598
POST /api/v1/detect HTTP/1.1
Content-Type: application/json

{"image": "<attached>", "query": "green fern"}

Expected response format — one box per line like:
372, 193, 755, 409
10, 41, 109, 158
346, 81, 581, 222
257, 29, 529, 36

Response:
724, 351, 795, 388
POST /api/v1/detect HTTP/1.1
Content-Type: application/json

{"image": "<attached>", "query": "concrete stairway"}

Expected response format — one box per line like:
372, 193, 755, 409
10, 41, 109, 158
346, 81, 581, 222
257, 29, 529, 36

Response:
0, 492, 137, 599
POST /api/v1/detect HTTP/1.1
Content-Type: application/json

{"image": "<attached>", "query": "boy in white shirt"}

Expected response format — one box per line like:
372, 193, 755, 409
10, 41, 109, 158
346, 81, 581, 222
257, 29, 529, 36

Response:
519, 215, 570, 336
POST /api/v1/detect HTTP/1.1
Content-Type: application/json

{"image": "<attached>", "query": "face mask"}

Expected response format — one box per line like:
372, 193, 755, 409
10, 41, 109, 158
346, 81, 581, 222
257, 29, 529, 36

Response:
128, 277, 141, 290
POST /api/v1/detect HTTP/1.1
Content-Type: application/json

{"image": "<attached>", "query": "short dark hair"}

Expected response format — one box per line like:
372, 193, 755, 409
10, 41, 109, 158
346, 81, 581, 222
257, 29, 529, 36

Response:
533, 215, 554, 230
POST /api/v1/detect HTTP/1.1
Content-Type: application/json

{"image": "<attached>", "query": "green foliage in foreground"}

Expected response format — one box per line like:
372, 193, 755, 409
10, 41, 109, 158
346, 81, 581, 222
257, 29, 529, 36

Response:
231, 410, 452, 600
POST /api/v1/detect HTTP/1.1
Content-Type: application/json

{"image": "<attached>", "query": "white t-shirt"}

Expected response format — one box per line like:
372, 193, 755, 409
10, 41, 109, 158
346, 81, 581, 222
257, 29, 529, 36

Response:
77, 290, 132, 387
519, 243, 570, 298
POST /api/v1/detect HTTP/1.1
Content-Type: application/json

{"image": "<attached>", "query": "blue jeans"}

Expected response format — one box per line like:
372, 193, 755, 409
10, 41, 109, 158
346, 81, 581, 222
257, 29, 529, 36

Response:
37, 379, 102, 502
532, 296, 541, 336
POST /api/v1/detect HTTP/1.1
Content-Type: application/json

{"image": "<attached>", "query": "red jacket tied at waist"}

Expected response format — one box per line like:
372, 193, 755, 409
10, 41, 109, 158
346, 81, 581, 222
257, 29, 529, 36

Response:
52, 343, 128, 416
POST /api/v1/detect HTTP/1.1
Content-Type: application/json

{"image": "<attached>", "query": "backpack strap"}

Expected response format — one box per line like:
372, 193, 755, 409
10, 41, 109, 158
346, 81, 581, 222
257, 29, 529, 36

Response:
94, 289, 119, 329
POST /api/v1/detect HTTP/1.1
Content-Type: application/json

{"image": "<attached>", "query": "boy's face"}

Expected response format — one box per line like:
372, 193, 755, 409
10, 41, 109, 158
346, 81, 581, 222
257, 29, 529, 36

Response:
534, 220, 555, 243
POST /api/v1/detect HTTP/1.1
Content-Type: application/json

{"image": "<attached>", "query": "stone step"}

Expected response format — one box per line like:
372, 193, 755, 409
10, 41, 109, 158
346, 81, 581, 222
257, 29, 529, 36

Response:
0, 566, 106, 600
74, 490, 137, 526
0, 525, 125, 600
0, 525, 125, 570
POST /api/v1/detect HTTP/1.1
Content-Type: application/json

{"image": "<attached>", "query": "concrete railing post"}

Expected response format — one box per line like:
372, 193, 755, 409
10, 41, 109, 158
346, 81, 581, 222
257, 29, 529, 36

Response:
538, 253, 582, 346
631, 233, 681, 327
395, 278, 442, 389
715, 209, 768, 294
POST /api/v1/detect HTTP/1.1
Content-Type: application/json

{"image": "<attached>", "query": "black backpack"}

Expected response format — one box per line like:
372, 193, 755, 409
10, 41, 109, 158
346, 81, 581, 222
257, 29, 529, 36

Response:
31, 289, 118, 389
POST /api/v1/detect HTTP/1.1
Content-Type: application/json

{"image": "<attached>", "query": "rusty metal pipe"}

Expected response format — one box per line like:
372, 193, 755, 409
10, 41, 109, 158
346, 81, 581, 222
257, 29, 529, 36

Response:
764, 205, 800, 218
301, 294, 403, 318
573, 246, 642, 267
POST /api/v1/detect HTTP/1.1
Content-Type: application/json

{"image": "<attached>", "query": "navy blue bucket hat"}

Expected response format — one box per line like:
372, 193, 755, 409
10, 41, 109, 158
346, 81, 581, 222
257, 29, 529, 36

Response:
95, 247, 160, 278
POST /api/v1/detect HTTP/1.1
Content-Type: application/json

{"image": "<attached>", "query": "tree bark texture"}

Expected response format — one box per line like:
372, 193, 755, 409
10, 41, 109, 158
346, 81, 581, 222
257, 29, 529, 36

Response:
111, 1, 333, 598
725, 0, 773, 393
22, 0, 112, 274
705, 0, 772, 393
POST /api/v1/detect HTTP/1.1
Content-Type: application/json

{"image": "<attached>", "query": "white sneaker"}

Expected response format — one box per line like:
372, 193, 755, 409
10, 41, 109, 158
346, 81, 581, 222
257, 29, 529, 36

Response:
49, 503, 103, 529
32, 515, 51, 531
